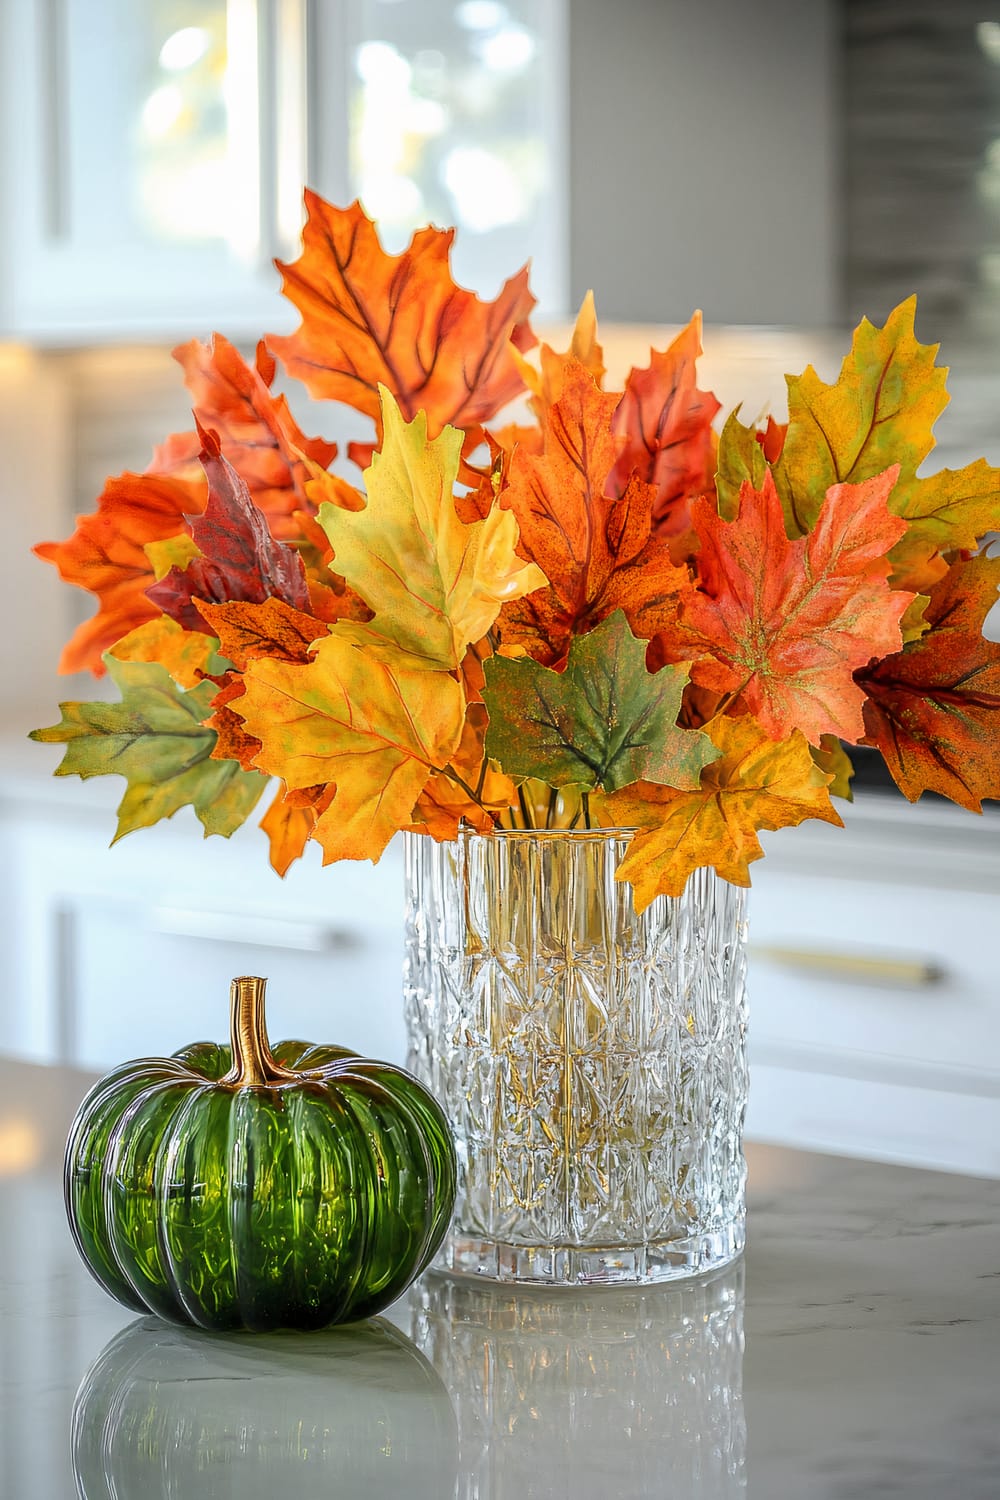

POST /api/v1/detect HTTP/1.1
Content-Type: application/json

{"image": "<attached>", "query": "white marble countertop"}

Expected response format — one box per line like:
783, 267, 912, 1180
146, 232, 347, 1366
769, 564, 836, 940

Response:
1, 1056, 998, 1499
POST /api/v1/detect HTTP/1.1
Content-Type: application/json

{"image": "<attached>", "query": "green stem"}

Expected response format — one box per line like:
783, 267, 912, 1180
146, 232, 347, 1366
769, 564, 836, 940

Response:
517, 783, 535, 829
581, 791, 592, 830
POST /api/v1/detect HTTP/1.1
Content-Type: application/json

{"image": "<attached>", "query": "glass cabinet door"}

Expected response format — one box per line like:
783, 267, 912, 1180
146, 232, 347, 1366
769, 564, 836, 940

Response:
1, 0, 308, 339
338, 0, 567, 315
0, 0, 566, 340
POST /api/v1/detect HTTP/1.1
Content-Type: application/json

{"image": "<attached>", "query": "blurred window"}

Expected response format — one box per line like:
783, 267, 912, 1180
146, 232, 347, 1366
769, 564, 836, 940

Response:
344, 0, 567, 311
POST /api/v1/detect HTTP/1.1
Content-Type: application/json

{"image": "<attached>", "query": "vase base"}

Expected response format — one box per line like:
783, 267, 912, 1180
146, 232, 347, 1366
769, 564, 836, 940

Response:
434, 1217, 745, 1287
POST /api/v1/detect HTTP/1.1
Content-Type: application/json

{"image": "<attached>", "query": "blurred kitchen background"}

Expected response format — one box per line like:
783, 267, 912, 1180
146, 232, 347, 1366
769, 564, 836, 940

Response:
0, 0, 998, 1177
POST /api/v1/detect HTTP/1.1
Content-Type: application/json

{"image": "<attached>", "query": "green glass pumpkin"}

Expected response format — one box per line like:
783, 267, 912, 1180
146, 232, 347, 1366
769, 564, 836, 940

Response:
65, 976, 456, 1331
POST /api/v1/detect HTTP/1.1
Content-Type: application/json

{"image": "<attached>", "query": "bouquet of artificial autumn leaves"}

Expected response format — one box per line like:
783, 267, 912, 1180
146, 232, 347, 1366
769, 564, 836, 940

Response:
32, 191, 1000, 911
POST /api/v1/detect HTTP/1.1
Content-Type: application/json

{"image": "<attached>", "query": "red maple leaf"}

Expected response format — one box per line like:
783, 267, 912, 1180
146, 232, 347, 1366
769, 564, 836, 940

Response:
856, 553, 1000, 809
149, 336, 337, 538
610, 314, 720, 540
147, 423, 309, 632
679, 467, 912, 743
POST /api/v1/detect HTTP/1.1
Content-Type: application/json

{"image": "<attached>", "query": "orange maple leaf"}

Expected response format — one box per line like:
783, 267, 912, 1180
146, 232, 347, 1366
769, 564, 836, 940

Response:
236, 630, 465, 863
195, 597, 329, 670
758, 416, 786, 464
679, 468, 912, 744
496, 359, 690, 665
34, 471, 205, 675
508, 291, 608, 419
409, 694, 516, 839
207, 674, 261, 771
149, 336, 337, 539
597, 718, 842, 908
268, 192, 535, 449
258, 782, 336, 876
610, 314, 721, 539
856, 554, 1000, 810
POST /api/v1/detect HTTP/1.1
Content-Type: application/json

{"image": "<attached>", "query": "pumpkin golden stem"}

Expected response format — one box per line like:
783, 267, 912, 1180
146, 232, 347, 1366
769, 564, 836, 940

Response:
223, 976, 298, 1087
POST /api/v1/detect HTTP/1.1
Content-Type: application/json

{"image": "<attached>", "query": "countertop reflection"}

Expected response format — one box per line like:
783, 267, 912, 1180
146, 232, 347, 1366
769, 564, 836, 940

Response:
1, 1057, 998, 1498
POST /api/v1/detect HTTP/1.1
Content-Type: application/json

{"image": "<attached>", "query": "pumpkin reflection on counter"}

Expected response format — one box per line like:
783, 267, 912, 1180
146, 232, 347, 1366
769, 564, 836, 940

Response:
72, 1315, 459, 1499
64, 976, 457, 1330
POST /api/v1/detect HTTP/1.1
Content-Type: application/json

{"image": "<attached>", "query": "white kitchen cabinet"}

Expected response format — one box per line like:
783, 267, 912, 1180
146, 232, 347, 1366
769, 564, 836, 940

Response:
0, 739, 408, 1070
2, 733, 998, 1176
746, 797, 1000, 1178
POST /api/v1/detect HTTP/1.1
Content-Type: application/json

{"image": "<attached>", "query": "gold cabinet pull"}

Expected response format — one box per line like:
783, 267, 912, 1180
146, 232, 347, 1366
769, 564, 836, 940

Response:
751, 944, 946, 987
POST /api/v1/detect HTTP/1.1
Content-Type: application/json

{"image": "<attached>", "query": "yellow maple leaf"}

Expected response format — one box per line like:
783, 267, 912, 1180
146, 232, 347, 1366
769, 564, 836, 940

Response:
773, 298, 1000, 588
315, 389, 546, 671
108, 617, 221, 689
144, 532, 202, 582
811, 734, 854, 802
596, 717, 842, 909
236, 627, 465, 863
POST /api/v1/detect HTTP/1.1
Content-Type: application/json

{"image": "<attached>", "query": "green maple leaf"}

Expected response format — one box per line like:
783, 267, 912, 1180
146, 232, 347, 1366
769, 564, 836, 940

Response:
482, 610, 719, 792
30, 657, 266, 840
715, 407, 767, 520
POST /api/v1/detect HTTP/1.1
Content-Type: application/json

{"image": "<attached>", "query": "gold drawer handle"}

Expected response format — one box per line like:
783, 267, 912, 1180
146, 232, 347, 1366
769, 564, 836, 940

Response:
751, 944, 946, 987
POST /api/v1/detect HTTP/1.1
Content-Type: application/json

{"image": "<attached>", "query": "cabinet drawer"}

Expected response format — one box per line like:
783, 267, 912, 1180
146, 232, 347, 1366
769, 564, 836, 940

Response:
746, 1061, 1000, 1178
747, 870, 999, 1078
2, 803, 408, 1069
65, 894, 407, 1072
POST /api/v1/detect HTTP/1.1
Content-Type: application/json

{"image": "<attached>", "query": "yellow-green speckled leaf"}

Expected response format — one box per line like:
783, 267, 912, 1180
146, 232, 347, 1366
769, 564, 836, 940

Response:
772, 297, 1000, 588
30, 656, 265, 840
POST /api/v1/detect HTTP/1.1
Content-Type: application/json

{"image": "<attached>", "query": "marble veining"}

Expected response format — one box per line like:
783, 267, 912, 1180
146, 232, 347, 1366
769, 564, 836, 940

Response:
1, 1058, 998, 1498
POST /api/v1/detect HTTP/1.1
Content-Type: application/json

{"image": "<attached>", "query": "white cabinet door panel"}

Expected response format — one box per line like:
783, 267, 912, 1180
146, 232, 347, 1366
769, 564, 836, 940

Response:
66, 893, 406, 1071
748, 873, 1000, 1077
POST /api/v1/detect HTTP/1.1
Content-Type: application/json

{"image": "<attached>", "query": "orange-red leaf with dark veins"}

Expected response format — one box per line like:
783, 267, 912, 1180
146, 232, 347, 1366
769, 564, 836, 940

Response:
148, 336, 337, 539
148, 423, 310, 632
207, 673, 262, 771
268, 192, 535, 442
856, 553, 1000, 810
195, 597, 329, 670
34, 471, 205, 675
496, 359, 689, 665
610, 314, 721, 538
258, 783, 338, 877
679, 467, 912, 744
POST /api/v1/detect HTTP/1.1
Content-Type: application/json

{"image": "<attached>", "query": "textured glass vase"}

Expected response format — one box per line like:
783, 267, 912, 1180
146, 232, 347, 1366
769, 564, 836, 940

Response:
403, 830, 749, 1285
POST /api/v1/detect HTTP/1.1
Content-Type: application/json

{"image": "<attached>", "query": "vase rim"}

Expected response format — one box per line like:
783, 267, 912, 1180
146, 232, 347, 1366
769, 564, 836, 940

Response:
454, 826, 637, 841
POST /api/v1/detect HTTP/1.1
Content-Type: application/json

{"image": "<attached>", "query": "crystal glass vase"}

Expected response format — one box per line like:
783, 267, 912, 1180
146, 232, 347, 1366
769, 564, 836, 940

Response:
403, 830, 749, 1285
